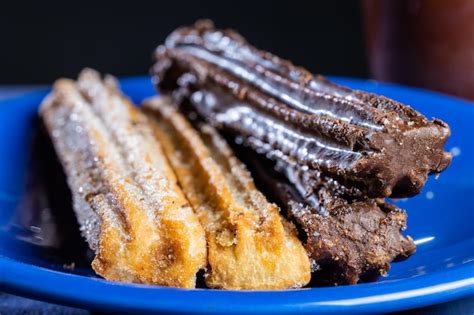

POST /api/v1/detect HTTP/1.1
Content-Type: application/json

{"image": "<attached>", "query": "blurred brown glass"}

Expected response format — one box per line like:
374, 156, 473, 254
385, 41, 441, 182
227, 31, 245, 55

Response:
362, 0, 474, 100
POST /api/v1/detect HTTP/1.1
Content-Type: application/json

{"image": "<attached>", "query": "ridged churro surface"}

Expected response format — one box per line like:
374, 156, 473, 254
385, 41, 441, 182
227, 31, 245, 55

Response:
40, 69, 207, 288
234, 146, 416, 285
153, 20, 451, 198
143, 96, 311, 289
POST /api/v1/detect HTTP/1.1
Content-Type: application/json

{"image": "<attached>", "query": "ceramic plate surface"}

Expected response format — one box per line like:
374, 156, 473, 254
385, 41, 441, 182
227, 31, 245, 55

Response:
1, 77, 473, 314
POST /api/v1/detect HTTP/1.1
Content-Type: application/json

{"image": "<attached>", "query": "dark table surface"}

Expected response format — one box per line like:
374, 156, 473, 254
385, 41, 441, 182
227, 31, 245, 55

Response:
1, 87, 473, 315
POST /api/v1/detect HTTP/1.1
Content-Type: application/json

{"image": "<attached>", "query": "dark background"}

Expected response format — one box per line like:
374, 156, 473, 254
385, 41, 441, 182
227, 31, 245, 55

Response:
0, 1, 368, 84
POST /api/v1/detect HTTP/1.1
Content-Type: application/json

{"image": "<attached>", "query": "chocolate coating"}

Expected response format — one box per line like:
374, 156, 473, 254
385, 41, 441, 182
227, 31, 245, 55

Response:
233, 145, 416, 285
152, 20, 452, 198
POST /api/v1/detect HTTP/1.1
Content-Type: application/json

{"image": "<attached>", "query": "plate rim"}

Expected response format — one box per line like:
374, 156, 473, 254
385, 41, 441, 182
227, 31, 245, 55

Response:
1, 256, 473, 313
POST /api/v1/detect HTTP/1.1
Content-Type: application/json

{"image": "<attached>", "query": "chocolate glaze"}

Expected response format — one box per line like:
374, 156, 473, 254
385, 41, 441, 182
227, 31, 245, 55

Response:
174, 93, 416, 285
231, 144, 416, 285
152, 20, 452, 198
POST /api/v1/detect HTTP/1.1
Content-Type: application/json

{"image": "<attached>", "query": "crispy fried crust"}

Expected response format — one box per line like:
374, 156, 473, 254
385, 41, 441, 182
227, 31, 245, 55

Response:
40, 70, 207, 288
143, 96, 311, 289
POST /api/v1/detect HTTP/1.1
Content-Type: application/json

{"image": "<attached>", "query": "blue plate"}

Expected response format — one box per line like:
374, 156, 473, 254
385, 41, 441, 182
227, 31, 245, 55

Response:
0, 77, 473, 314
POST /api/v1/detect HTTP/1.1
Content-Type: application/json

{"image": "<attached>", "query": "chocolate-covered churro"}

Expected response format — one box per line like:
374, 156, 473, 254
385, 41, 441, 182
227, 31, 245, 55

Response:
152, 20, 451, 198
233, 146, 416, 285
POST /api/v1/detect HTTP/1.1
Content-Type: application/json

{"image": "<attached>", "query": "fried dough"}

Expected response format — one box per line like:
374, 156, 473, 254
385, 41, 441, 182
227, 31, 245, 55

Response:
143, 96, 310, 289
40, 70, 207, 288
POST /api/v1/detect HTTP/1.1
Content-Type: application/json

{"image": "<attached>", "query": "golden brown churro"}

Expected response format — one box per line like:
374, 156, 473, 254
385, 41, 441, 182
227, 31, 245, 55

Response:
40, 69, 207, 288
143, 96, 311, 289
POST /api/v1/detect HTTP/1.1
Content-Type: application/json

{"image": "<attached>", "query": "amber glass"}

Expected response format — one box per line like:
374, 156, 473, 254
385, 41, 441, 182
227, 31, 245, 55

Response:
362, 0, 474, 100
